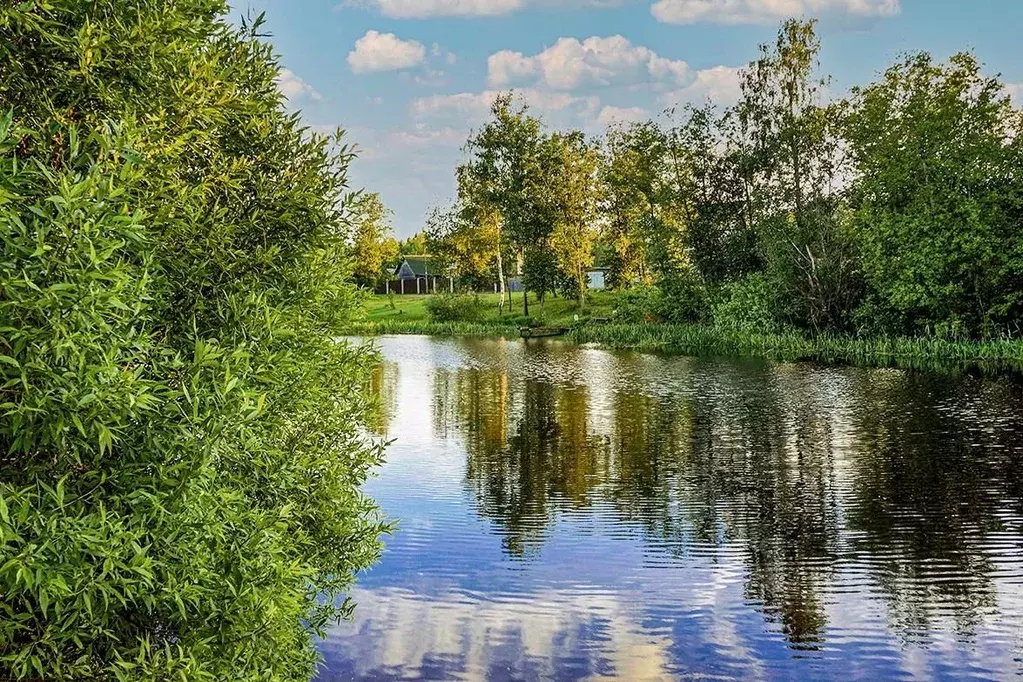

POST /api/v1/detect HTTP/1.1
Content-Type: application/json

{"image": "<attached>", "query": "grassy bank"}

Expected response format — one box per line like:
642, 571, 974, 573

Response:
347, 293, 1023, 375
360, 291, 616, 328
570, 324, 1023, 374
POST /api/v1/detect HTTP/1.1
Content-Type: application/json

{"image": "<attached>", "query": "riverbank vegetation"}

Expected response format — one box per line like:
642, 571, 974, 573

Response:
349, 293, 1023, 374
355, 19, 1023, 364
0, 2, 387, 680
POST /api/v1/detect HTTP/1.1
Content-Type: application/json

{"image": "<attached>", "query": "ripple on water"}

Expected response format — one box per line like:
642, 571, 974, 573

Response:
319, 336, 1023, 681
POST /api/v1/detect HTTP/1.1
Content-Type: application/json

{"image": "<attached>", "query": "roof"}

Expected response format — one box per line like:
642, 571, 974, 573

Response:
399, 255, 435, 277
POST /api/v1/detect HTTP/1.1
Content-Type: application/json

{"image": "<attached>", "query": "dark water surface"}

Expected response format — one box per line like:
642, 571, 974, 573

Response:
317, 335, 1023, 681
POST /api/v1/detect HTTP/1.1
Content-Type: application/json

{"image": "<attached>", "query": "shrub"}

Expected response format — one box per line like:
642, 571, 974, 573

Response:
612, 285, 663, 323
657, 271, 710, 324
506, 314, 537, 327
846, 52, 1023, 337
0, 4, 386, 681
711, 273, 784, 334
426, 293, 486, 322
612, 275, 708, 325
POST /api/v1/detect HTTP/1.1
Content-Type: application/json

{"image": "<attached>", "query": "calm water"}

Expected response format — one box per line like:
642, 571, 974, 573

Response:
317, 335, 1023, 681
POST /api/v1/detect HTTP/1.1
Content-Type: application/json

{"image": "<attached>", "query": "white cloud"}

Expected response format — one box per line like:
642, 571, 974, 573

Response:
651, 0, 900, 25
348, 31, 427, 74
411, 89, 601, 126
387, 126, 465, 150
412, 68, 450, 87
660, 65, 744, 106
351, 0, 637, 18
340, 123, 464, 235
488, 36, 689, 90
326, 587, 678, 681
276, 69, 322, 102
432, 43, 458, 65
488, 51, 538, 87
596, 105, 649, 127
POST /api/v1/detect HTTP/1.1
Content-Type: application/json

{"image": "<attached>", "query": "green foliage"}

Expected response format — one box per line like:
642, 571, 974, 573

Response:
460, 95, 545, 315
398, 231, 429, 257
0, 3, 386, 680
428, 19, 1023, 344
521, 245, 561, 303
611, 286, 663, 323
609, 278, 707, 325
426, 293, 486, 322
350, 193, 398, 288
548, 131, 599, 307
505, 314, 537, 327
845, 52, 1023, 337
758, 204, 864, 331
599, 121, 665, 287
669, 105, 761, 285
711, 273, 784, 334
658, 271, 710, 324
425, 204, 499, 290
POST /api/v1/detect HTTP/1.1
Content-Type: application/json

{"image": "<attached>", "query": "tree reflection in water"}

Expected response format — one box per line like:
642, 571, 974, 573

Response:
338, 336, 1023, 682
407, 342, 1023, 651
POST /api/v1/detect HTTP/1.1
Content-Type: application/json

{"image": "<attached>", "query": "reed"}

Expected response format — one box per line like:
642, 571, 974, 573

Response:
342, 319, 1023, 375
571, 324, 1023, 375
342, 320, 516, 337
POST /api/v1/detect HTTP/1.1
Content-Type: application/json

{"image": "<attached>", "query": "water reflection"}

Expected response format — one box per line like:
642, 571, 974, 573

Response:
319, 336, 1023, 680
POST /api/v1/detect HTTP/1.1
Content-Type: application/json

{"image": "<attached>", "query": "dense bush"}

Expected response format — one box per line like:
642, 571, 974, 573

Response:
758, 206, 864, 333
0, 2, 386, 680
845, 52, 1023, 337
426, 293, 486, 322
710, 273, 785, 334
611, 285, 663, 323
506, 314, 537, 327
611, 276, 707, 325
658, 271, 710, 324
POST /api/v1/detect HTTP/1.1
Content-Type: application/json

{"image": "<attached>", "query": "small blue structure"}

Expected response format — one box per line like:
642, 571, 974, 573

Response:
586, 268, 608, 290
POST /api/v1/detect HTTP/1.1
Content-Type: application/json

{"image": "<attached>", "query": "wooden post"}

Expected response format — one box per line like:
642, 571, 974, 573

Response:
416, 278, 421, 294
385, 280, 389, 295
450, 278, 454, 293
401, 279, 405, 295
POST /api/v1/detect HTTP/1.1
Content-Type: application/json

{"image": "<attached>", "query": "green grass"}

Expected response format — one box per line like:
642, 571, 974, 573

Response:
348, 292, 1023, 376
570, 324, 1023, 374
361, 291, 617, 328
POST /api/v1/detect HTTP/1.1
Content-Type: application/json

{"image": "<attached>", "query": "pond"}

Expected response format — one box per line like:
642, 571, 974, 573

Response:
317, 335, 1023, 681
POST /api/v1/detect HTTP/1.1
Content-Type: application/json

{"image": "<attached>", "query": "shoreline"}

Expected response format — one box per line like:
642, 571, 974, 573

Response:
342, 319, 1023, 376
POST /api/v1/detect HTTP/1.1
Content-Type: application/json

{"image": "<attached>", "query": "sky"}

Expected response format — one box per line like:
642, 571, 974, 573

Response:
235, 0, 1023, 237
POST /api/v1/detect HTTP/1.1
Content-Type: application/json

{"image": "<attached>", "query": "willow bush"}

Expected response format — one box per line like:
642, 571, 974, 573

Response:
0, 2, 387, 680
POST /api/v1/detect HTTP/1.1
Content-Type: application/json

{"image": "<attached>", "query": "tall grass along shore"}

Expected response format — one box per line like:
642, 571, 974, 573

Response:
346, 294, 1023, 376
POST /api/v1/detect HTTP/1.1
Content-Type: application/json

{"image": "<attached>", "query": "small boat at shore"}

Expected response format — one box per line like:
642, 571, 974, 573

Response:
519, 326, 570, 339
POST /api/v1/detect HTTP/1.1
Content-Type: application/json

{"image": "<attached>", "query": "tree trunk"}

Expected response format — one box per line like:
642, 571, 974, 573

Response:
496, 251, 506, 315
521, 248, 529, 317
578, 268, 587, 310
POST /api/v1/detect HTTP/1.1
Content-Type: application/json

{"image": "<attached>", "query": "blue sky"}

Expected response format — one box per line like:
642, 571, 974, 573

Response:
237, 0, 1023, 237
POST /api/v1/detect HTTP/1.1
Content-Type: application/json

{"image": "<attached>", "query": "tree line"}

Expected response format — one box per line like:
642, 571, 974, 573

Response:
414, 20, 1023, 339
